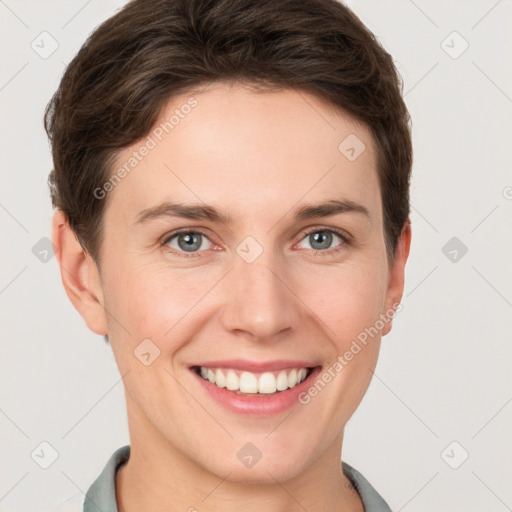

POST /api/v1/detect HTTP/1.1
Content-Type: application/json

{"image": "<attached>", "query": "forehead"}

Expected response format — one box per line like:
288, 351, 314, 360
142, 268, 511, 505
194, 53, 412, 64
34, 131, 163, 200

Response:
105, 82, 380, 227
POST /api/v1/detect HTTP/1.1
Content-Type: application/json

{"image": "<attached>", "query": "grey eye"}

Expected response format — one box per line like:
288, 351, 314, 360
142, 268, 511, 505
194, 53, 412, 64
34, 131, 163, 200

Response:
166, 231, 212, 253
298, 230, 343, 251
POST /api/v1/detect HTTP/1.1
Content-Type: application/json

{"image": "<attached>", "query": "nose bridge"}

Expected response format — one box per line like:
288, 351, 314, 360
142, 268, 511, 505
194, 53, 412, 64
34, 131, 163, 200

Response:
221, 252, 298, 339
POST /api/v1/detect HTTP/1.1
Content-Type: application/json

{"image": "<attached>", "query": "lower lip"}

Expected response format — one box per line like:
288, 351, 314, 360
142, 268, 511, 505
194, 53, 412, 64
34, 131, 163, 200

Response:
190, 366, 322, 416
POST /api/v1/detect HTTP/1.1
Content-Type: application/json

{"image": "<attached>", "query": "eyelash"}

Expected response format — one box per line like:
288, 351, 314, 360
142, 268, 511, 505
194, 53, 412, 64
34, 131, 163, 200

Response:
160, 226, 351, 259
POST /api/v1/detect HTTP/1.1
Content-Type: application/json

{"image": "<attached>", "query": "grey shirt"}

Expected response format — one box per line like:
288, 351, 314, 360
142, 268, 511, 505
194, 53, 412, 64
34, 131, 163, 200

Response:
81, 445, 392, 512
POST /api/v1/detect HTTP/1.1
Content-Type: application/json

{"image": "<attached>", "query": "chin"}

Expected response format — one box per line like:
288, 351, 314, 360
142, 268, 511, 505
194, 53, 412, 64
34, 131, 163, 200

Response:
202, 450, 309, 485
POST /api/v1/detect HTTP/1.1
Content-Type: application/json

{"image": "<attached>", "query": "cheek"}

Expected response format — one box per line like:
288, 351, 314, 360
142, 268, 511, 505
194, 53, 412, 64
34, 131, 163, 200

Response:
115, 270, 201, 334
289, 262, 386, 426
103, 261, 217, 359
300, 261, 387, 348
104, 247, 174, 315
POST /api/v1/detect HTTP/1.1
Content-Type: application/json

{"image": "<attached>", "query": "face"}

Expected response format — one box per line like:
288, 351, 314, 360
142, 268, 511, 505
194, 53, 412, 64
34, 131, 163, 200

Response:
60, 81, 409, 483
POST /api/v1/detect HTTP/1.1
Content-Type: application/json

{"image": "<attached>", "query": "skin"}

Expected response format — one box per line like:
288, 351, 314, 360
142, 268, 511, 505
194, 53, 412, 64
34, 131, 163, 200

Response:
53, 81, 411, 512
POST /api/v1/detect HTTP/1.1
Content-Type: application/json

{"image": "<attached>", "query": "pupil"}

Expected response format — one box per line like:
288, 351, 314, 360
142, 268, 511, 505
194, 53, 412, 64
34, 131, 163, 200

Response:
179, 232, 201, 252
311, 231, 331, 250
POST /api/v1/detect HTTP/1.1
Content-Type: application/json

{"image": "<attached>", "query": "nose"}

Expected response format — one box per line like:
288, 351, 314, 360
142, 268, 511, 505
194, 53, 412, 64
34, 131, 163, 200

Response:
220, 256, 300, 342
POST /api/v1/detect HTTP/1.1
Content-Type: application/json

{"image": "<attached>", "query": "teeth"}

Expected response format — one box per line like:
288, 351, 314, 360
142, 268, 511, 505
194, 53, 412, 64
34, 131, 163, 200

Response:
196, 366, 311, 394
240, 372, 258, 393
226, 370, 239, 391
215, 368, 226, 388
276, 370, 289, 391
258, 372, 277, 394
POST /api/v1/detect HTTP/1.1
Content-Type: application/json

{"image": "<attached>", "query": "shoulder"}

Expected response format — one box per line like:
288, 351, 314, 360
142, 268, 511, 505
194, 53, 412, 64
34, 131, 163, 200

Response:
82, 444, 131, 511
51, 445, 131, 512
342, 461, 393, 512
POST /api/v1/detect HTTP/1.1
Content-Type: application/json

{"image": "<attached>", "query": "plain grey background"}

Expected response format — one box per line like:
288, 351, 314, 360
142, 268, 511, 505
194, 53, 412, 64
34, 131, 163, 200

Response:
1, 1, 511, 511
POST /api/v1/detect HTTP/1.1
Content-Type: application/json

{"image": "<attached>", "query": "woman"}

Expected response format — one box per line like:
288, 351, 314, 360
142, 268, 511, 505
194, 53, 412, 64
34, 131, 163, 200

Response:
46, 0, 412, 510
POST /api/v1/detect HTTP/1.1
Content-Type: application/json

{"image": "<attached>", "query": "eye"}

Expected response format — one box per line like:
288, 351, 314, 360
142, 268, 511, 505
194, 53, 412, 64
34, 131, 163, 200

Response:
296, 227, 349, 254
161, 229, 213, 257
160, 226, 350, 259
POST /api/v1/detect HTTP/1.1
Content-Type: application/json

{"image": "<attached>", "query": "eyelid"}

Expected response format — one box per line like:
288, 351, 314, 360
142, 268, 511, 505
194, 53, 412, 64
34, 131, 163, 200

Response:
160, 226, 212, 245
296, 225, 352, 245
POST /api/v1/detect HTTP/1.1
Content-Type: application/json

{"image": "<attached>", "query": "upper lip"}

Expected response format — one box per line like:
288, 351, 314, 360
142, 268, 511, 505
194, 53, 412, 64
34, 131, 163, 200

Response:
191, 359, 320, 373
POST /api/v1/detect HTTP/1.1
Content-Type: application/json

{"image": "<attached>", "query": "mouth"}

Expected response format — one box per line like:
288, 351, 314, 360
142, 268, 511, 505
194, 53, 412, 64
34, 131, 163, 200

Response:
191, 365, 316, 396
188, 361, 322, 415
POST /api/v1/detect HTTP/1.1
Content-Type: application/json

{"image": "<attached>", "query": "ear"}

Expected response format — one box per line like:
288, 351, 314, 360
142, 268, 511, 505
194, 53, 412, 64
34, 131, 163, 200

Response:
52, 209, 108, 335
381, 220, 412, 336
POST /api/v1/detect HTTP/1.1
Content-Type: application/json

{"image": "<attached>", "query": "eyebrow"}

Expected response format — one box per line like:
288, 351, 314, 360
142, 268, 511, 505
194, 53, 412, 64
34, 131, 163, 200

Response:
133, 198, 370, 226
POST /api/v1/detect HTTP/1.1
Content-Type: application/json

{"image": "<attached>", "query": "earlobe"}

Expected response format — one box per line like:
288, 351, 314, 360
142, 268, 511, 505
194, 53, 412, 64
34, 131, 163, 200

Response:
382, 221, 412, 336
51, 209, 108, 335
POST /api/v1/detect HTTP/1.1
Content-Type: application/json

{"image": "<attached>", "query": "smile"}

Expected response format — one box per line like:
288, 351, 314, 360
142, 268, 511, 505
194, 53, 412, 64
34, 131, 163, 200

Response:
193, 366, 312, 395
189, 359, 322, 415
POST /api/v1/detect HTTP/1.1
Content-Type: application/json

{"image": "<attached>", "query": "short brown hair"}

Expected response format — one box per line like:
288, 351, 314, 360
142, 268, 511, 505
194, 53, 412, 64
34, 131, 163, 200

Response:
44, 0, 412, 266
